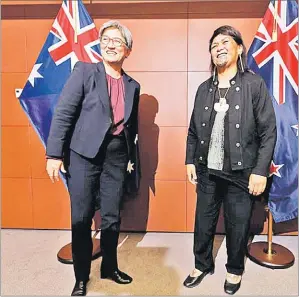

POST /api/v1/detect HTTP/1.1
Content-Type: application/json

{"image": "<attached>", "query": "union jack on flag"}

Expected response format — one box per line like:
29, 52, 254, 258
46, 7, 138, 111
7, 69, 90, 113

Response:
18, 0, 102, 149
49, 0, 102, 69
248, 0, 298, 223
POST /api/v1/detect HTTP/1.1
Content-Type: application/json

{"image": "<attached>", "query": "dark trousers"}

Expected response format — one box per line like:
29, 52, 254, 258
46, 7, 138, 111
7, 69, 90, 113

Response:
66, 132, 128, 281
194, 166, 253, 275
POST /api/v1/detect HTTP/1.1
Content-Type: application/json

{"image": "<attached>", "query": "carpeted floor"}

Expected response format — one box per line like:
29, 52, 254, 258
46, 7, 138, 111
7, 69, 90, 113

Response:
1, 230, 298, 296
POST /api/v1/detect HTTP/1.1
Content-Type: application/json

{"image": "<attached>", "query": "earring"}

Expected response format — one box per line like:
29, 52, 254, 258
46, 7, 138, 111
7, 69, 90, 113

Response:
239, 53, 244, 72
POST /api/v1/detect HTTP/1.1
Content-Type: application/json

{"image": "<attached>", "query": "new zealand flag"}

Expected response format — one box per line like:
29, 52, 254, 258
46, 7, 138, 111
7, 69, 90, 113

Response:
247, 0, 298, 223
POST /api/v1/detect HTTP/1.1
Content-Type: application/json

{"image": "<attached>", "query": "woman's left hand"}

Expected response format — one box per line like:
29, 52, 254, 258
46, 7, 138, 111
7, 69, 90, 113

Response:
248, 174, 267, 196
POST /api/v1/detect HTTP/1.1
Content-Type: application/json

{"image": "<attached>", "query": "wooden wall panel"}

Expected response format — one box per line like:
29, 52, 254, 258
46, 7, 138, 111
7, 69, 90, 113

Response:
110, 18, 188, 71
154, 127, 187, 181
128, 72, 188, 127
146, 181, 187, 232
2, 20, 27, 73
1, 73, 30, 126
2, 127, 31, 178
32, 179, 70, 229
1, 178, 33, 228
187, 71, 211, 122
2, 0, 89, 4
29, 127, 48, 179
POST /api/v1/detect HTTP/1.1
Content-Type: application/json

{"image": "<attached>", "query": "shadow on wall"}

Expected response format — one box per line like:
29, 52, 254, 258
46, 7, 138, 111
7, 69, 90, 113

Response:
120, 94, 160, 232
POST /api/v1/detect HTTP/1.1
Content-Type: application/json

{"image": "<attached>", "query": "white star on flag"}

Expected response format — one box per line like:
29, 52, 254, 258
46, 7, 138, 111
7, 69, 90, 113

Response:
127, 160, 134, 173
291, 124, 298, 136
134, 134, 138, 144
269, 161, 284, 178
28, 63, 43, 87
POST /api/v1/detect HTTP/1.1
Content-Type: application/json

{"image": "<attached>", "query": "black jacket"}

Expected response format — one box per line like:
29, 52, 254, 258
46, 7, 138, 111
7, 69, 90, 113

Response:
46, 61, 141, 193
186, 71, 277, 177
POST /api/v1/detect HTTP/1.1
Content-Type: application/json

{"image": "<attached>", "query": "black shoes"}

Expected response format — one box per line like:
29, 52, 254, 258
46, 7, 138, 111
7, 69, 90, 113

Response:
224, 273, 242, 295
183, 269, 214, 288
224, 279, 241, 295
101, 269, 133, 284
71, 280, 88, 296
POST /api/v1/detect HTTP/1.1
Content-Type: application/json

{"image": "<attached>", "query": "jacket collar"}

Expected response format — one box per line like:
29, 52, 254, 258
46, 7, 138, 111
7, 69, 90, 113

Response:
210, 70, 242, 89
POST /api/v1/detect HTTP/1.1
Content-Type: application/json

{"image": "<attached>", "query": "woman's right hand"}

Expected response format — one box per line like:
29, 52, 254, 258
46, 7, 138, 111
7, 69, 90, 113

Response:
46, 159, 66, 183
186, 164, 197, 185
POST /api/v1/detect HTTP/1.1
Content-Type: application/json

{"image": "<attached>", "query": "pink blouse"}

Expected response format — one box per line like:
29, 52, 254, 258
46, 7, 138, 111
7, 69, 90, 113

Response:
106, 74, 125, 135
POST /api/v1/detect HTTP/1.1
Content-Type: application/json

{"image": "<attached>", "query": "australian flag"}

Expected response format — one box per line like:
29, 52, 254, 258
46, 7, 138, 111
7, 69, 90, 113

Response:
247, 0, 298, 223
19, 0, 101, 150
18, 0, 102, 183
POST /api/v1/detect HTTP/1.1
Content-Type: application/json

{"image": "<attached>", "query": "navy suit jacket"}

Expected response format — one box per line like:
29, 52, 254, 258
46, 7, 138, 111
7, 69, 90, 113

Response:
46, 61, 141, 193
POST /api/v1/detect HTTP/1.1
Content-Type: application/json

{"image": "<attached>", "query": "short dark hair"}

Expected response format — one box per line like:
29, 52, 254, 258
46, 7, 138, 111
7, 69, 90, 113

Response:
209, 25, 249, 74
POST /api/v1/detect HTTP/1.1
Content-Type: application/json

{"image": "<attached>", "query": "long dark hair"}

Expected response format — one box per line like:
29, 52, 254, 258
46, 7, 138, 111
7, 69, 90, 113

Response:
209, 25, 249, 74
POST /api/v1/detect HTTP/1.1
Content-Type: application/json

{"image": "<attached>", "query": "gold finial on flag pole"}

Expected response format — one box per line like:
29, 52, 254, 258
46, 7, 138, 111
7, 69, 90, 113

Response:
272, 0, 278, 42
73, 1, 78, 43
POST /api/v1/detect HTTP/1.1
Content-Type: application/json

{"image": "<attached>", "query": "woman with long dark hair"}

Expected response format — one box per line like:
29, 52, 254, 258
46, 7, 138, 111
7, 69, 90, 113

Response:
184, 25, 276, 295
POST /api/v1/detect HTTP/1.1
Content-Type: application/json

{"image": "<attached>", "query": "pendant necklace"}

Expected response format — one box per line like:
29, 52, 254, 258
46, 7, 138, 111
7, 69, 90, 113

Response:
214, 87, 230, 112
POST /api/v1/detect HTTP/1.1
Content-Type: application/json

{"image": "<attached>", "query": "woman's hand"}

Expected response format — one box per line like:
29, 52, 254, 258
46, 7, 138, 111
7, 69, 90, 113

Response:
248, 174, 267, 196
46, 159, 66, 183
187, 164, 197, 185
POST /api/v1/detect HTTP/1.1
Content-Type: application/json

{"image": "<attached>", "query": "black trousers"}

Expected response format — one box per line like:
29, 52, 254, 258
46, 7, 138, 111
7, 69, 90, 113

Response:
66, 132, 128, 281
194, 166, 253, 275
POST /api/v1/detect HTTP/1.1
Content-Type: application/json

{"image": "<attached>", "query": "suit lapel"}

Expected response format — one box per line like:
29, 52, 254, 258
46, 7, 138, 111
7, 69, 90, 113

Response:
123, 72, 135, 123
95, 62, 135, 123
95, 62, 111, 117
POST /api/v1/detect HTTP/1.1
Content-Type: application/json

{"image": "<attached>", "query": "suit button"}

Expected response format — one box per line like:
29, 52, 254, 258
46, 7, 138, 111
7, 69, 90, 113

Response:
209, 88, 213, 92
202, 123, 206, 127
199, 156, 203, 160
236, 142, 240, 147
231, 80, 236, 85
237, 161, 242, 166
200, 140, 204, 144
236, 124, 240, 129
214, 81, 217, 85
235, 105, 240, 110
236, 86, 240, 92
204, 106, 209, 110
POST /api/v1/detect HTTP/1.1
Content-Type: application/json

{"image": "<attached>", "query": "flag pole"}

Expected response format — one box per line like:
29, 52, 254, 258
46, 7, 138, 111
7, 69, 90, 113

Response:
246, 203, 295, 269
74, 0, 78, 43
272, 0, 278, 41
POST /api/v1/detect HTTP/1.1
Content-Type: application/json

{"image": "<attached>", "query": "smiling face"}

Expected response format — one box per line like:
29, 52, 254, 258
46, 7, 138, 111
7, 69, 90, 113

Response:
100, 27, 131, 66
210, 34, 242, 70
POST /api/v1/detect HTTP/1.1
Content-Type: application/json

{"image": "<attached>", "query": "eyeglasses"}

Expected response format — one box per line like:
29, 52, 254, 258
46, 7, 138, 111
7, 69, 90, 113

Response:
100, 35, 127, 48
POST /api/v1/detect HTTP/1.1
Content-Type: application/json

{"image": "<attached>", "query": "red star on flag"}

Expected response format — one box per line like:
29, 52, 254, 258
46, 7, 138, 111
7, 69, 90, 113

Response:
269, 161, 284, 177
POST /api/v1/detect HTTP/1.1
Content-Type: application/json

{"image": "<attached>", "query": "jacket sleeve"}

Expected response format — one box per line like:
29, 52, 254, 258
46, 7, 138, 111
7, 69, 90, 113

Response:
185, 88, 200, 165
252, 78, 277, 177
46, 61, 85, 158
